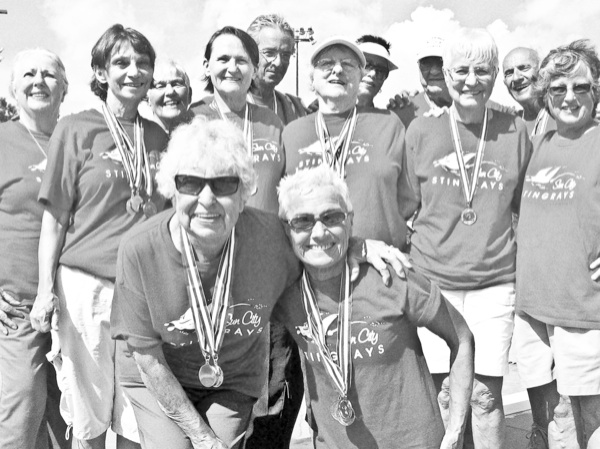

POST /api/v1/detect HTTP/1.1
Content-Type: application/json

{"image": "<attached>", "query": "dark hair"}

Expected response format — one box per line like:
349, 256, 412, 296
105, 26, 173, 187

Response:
536, 39, 600, 118
357, 34, 391, 53
89, 24, 156, 101
202, 26, 259, 93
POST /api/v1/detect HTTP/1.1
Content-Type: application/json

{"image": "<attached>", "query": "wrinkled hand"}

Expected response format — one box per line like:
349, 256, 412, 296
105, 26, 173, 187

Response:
30, 292, 59, 333
193, 435, 229, 449
590, 256, 600, 281
347, 237, 412, 285
440, 429, 463, 449
386, 91, 412, 113
0, 288, 25, 334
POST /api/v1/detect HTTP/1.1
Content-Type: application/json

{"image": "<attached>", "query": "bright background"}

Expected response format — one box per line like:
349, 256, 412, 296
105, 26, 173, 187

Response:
0, 0, 599, 115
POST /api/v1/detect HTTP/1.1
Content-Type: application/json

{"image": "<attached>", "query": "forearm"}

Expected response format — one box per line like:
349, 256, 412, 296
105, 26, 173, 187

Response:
37, 209, 69, 295
134, 347, 219, 446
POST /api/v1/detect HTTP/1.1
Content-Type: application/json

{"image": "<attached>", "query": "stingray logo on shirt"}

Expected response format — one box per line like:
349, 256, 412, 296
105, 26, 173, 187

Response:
522, 166, 582, 201
100, 148, 124, 165
28, 158, 47, 183
296, 312, 385, 362
296, 139, 371, 171
252, 138, 282, 163
432, 151, 506, 191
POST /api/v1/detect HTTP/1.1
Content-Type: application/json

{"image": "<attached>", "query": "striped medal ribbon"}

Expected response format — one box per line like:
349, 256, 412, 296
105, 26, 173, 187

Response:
180, 227, 236, 388
300, 261, 355, 426
315, 107, 358, 179
212, 100, 253, 157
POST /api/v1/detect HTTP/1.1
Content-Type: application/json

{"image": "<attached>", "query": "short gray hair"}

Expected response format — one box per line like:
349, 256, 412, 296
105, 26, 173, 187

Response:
156, 118, 258, 200
278, 165, 353, 220
247, 14, 295, 42
443, 28, 499, 71
153, 58, 191, 90
10, 48, 69, 99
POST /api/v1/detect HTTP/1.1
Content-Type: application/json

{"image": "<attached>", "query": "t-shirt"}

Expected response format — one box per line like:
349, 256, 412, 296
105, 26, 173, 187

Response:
111, 208, 301, 398
405, 109, 532, 290
283, 108, 417, 250
38, 109, 168, 281
0, 120, 50, 304
191, 102, 285, 215
273, 266, 445, 449
517, 126, 600, 329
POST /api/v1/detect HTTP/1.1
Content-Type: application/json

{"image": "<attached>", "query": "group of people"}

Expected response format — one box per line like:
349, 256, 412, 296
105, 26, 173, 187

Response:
0, 11, 599, 449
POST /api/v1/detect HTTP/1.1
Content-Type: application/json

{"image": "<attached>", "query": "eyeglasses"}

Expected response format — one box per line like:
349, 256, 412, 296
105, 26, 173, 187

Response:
548, 83, 592, 97
285, 210, 350, 232
314, 58, 360, 73
418, 56, 443, 71
151, 79, 187, 90
174, 175, 240, 196
365, 63, 389, 80
260, 49, 294, 63
446, 66, 495, 82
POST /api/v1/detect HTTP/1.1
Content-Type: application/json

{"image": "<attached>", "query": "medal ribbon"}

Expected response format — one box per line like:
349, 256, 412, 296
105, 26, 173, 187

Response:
448, 107, 489, 210
101, 103, 153, 197
315, 107, 358, 178
212, 101, 253, 157
180, 227, 236, 362
532, 108, 549, 137
300, 262, 352, 397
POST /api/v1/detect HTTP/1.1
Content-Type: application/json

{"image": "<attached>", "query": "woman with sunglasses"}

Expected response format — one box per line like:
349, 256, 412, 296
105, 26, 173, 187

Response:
515, 39, 600, 448
356, 35, 397, 109
191, 26, 284, 215
30, 24, 168, 449
272, 164, 473, 449
404, 29, 532, 449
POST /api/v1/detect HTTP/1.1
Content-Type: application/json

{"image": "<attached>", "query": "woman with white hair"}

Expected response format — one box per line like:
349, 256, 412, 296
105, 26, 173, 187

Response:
0, 48, 69, 449
274, 164, 473, 449
405, 28, 532, 448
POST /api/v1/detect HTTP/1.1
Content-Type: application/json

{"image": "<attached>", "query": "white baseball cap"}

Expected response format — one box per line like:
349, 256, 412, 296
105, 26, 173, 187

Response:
416, 37, 444, 61
311, 36, 366, 68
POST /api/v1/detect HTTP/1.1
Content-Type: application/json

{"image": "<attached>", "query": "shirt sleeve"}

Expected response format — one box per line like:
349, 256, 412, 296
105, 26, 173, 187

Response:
401, 267, 444, 327
403, 122, 422, 218
511, 117, 534, 213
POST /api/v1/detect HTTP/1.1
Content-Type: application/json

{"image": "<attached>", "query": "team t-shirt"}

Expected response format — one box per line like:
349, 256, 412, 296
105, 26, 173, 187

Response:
191, 102, 285, 215
111, 208, 301, 398
38, 109, 168, 281
517, 126, 600, 329
0, 120, 50, 303
405, 109, 532, 290
283, 107, 417, 250
273, 266, 445, 449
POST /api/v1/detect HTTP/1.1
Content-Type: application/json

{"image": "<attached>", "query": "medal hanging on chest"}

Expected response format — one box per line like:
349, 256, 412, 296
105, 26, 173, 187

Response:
300, 262, 355, 426
448, 107, 489, 226
101, 103, 156, 218
180, 227, 236, 388
212, 101, 253, 157
315, 107, 358, 179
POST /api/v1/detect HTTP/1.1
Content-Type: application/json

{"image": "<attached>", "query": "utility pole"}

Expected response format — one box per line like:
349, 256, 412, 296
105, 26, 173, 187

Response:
294, 27, 315, 96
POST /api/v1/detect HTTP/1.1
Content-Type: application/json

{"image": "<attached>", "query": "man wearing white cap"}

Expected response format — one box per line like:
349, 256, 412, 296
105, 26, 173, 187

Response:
284, 36, 418, 252
356, 35, 398, 108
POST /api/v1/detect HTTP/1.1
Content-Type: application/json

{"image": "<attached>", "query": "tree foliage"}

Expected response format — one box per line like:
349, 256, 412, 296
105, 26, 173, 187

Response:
0, 97, 17, 122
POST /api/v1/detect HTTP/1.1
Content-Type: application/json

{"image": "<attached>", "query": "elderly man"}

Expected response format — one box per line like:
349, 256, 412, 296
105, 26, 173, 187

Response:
356, 34, 397, 108
404, 29, 532, 448
284, 36, 416, 250
246, 14, 306, 125
502, 47, 556, 137
146, 59, 193, 134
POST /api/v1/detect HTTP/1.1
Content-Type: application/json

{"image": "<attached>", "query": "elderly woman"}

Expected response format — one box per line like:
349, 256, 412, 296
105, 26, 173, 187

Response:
30, 24, 168, 449
356, 34, 397, 109
0, 48, 69, 449
191, 26, 284, 214
146, 58, 193, 134
515, 39, 600, 448
283, 36, 416, 251
273, 165, 473, 448
404, 29, 532, 448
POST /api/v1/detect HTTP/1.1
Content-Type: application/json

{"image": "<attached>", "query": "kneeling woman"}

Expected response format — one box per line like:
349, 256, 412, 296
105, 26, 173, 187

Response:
274, 165, 474, 449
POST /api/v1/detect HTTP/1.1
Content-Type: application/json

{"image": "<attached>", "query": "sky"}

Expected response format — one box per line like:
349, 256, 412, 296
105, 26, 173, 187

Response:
1, 0, 599, 115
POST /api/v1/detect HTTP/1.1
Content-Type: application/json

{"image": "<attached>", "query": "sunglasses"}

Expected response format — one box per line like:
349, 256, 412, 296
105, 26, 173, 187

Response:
365, 63, 389, 80
548, 83, 592, 97
174, 175, 240, 197
285, 210, 350, 232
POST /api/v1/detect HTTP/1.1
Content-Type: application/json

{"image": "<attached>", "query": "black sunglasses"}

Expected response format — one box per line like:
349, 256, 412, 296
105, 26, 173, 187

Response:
285, 210, 350, 232
174, 175, 240, 197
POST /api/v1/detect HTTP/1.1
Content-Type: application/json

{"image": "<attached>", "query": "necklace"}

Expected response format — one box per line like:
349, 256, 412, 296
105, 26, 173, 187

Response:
25, 126, 47, 157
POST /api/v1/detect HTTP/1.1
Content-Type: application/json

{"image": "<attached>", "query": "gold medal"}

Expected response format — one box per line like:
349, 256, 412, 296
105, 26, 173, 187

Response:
198, 363, 220, 388
143, 200, 157, 218
331, 396, 355, 426
126, 194, 143, 215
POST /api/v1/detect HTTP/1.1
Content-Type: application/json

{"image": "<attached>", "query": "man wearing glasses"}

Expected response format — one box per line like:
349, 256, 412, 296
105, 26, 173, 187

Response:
356, 35, 397, 109
246, 14, 307, 125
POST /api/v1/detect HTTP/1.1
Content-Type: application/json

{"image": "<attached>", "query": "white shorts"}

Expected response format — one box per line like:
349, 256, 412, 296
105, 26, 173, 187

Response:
418, 282, 515, 377
514, 313, 600, 396
48, 265, 139, 441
